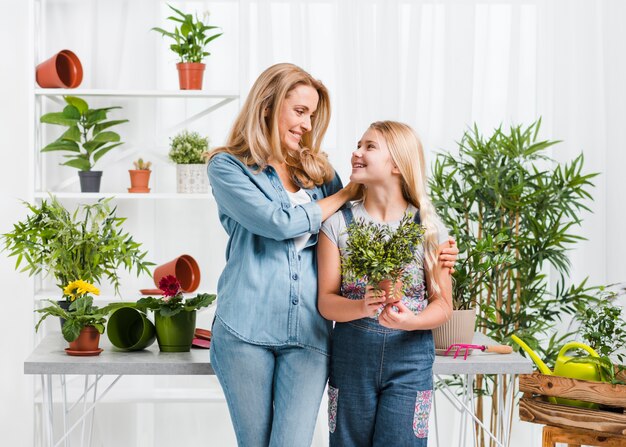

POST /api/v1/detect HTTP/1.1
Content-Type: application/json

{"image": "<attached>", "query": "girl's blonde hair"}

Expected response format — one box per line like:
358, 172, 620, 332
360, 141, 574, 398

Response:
208, 63, 334, 188
369, 120, 445, 296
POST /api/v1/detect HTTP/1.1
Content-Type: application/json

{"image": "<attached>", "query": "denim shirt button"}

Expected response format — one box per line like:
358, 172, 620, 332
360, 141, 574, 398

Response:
312, 193, 318, 199
292, 299, 299, 305
298, 254, 301, 261
292, 273, 298, 280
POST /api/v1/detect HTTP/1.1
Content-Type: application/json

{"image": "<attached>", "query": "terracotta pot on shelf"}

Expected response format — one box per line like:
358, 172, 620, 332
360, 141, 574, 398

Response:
128, 170, 151, 193
153, 254, 201, 293
176, 62, 205, 90
36, 49, 83, 89
66, 326, 102, 356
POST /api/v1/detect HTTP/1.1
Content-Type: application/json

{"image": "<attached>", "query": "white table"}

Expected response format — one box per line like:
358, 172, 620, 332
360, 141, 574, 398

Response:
25, 332, 532, 447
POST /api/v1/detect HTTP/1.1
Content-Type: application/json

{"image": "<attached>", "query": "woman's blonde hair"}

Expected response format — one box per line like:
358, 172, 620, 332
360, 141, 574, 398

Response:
369, 120, 445, 296
208, 63, 334, 188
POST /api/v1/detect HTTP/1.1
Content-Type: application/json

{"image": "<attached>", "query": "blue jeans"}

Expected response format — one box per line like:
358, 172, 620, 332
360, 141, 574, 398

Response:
328, 318, 435, 447
210, 316, 329, 447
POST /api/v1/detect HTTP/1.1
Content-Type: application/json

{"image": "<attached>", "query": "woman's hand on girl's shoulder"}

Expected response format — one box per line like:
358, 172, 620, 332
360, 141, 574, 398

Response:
361, 286, 386, 318
438, 237, 459, 273
343, 182, 365, 201
378, 300, 417, 331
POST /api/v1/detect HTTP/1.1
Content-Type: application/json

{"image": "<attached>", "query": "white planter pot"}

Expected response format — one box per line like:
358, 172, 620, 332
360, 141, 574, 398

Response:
432, 308, 477, 350
176, 164, 208, 193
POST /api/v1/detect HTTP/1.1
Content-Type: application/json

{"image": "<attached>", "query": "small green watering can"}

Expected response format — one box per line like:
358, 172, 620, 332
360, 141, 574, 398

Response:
511, 335, 601, 408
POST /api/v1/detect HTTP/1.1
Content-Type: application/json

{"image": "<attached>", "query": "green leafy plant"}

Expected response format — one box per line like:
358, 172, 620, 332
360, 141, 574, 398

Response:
152, 4, 223, 63
1, 196, 153, 297
429, 120, 600, 442
40, 96, 128, 171
135, 275, 215, 317
133, 158, 152, 170
34, 280, 126, 342
575, 293, 626, 364
341, 213, 425, 288
168, 130, 209, 164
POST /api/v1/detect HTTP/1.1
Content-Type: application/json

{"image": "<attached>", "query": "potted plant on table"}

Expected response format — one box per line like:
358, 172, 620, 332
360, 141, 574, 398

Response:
1, 196, 153, 303
152, 4, 223, 90
35, 280, 121, 356
40, 96, 128, 192
341, 213, 425, 303
128, 158, 152, 193
428, 120, 600, 444
135, 275, 215, 352
169, 130, 209, 193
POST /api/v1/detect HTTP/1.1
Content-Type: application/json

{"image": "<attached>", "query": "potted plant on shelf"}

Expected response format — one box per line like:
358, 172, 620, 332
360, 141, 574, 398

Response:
341, 213, 425, 303
135, 275, 215, 352
128, 158, 152, 193
40, 95, 128, 192
1, 196, 153, 302
35, 280, 119, 356
169, 130, 209, 193
152, 4, 223, 90
428, 120, 600, 444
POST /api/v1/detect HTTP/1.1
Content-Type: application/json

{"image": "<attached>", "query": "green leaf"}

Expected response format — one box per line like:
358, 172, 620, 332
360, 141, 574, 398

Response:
62, 319, 82, 342
93, 143, 123, 163
40, 112, 79, 127
41, 140, 80, 153
93, 119, 128, 135
64, 96, 88, 115
62, 158, 91, 171
59, 126, 82, 143
91, 131, 121, 143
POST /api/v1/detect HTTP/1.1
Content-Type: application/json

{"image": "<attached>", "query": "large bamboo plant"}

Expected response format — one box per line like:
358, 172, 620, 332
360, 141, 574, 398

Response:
429, 120, 599, 446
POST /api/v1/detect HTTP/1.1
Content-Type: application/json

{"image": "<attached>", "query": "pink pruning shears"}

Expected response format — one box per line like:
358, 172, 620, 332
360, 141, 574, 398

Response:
444, 343, 513, 360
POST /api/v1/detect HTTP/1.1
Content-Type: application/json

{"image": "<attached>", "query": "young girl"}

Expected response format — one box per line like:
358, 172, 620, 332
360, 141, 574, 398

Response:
317, 121, 453, 446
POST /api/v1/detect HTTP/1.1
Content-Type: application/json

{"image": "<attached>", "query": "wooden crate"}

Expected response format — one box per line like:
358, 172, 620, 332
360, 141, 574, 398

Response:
519, 372, 626, 437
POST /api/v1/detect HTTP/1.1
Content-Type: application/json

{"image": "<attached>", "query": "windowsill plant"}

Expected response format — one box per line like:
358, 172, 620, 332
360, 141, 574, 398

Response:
40, 95, 128, 192
152, 3, 223, 90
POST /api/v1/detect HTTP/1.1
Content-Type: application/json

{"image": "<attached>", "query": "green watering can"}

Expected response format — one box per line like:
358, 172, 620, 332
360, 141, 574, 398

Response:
511, 335, 601, 408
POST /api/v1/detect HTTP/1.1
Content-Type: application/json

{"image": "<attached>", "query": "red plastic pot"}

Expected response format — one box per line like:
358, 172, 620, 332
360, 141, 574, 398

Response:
36, 49, 83, 89
176, 62, 205, 90
153, 254, 201, 292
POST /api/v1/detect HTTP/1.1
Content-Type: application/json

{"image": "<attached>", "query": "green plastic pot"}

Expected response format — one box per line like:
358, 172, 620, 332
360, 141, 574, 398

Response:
155, 310, 196, 352
107, 307, 156, 351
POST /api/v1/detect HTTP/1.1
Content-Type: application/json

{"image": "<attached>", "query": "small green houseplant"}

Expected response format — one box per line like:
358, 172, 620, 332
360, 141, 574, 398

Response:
152, 4, 223, 89
341, 213, 425, 300
1, 196, 153, 298
136, 275, 216, 352
128, 158, 152, 193
169, 130, 209, 193
40, 95, 128, 192
34, 280, 124, 355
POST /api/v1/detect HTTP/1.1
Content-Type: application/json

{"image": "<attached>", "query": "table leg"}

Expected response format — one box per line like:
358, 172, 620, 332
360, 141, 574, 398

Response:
60, 375, 69, 447
46, 374, 54, 447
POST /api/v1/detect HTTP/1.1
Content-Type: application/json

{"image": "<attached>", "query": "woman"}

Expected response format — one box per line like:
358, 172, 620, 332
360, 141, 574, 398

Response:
207, 63, 457, 447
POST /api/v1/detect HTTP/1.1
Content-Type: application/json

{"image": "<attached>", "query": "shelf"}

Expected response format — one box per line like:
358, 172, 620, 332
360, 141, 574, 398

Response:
35, 89, 239, 99
33, 192, 214, 200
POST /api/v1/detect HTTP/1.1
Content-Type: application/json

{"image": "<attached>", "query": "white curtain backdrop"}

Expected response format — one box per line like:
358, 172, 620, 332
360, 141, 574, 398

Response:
1, 0, 625, 446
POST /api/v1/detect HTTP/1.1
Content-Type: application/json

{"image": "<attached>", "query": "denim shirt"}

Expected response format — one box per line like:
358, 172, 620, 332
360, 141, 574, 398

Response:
207, 152, 343, 356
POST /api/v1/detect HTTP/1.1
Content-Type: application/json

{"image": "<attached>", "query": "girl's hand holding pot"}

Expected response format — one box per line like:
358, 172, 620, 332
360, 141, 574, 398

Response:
361, 285, 386, 318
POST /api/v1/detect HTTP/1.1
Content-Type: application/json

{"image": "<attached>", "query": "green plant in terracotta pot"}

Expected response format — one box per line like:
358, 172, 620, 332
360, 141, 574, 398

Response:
34, 280, 125, 356
341, 213, 425, 303
128, 158, 152, 193
1, 196, 153, 300
152, 4, 223, 90
136, 275, 215, 352
40, 95, 128, 192
169, 130, 209, 193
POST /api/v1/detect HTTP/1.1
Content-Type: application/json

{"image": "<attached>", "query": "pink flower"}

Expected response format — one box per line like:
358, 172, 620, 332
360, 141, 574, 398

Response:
159, 275, 181, 297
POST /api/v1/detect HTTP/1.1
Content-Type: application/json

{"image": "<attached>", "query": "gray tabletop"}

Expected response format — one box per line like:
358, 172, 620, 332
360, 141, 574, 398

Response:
24, 332, 533, 376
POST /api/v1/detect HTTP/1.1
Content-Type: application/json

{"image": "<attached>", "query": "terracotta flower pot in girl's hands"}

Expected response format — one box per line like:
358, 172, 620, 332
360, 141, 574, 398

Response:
36, 49, 83, 88
378, 279, 403, 304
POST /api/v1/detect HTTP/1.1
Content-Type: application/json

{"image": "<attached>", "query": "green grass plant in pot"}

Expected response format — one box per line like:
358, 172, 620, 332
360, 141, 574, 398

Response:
40, 95, 128, 192
135, 275, 215, 352
428, 119, 600, 443
34, 280, 125, 356
1, 196, 153, 301
152, 4, 223, 90
341, 213, 425, 304
169, 130, 209, 193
